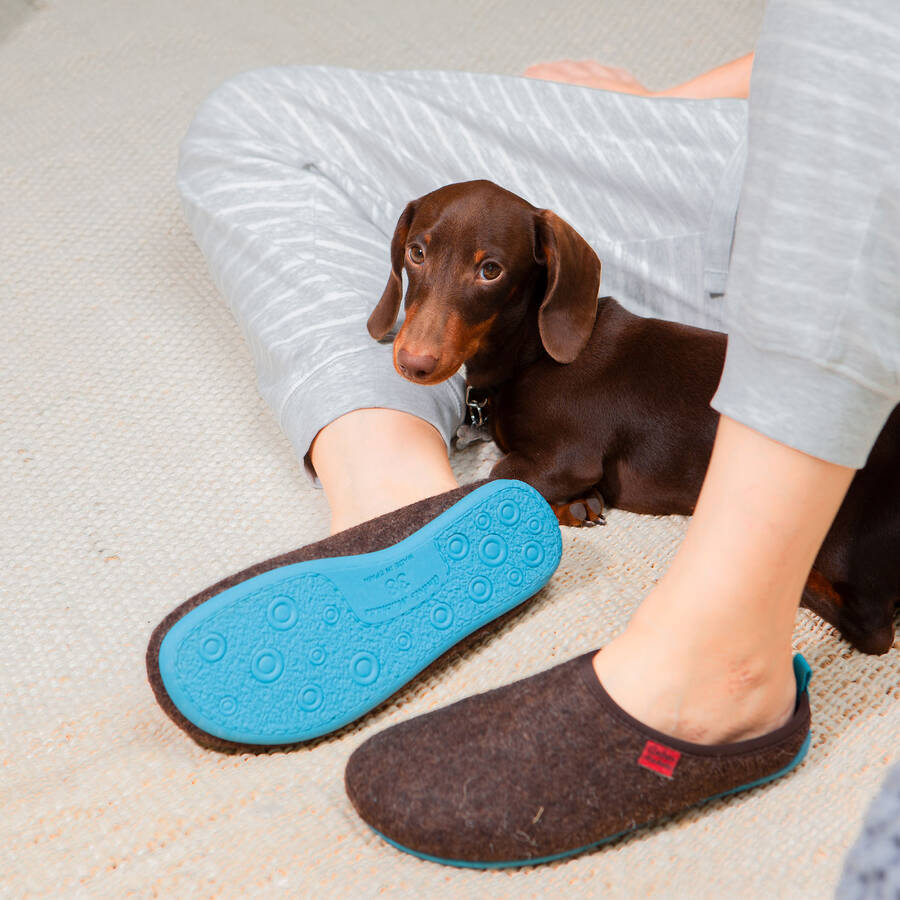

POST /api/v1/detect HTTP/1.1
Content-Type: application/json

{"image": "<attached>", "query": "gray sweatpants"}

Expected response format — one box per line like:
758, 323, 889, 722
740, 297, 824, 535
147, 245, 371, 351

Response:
176, 0, 899, 478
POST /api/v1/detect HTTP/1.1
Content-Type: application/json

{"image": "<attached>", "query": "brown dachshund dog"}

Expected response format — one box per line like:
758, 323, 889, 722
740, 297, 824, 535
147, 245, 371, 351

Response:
367, 179, 899, 656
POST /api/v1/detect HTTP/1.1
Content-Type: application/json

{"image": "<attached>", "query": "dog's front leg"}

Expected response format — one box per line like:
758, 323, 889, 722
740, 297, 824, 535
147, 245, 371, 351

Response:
490, 452, 606, 528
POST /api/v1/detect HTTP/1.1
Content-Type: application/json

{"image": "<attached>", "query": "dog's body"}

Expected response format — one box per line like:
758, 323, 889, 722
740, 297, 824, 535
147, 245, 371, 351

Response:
484, 297, 725, 517
367, 179, 899, 655
484, 296, 899, 656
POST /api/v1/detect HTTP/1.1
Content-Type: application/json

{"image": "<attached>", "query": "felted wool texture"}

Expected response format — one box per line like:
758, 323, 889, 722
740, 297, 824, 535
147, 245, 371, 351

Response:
3, 0, 899, 897
146, 480, 490, 752
345, 651, 811, 864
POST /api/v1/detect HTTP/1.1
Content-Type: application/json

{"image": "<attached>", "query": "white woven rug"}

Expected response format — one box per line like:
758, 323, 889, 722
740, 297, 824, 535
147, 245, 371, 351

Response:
2, 0, 897, 896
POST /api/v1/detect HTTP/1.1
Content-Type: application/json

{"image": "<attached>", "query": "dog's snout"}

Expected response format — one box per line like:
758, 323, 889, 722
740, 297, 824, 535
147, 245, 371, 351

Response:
397, 348, 438, 380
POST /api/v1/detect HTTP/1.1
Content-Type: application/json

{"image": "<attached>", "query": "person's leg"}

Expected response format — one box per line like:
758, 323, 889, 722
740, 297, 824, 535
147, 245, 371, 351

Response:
836, 762, 900, 898
177, 64, 747, 532
309, 409, 457, 533
595, 0, 900, 740
177, 67, 471, 534
593, 414, 854, 743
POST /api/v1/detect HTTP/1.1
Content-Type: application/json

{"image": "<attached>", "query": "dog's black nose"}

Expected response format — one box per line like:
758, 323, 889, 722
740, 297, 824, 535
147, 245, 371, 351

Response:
397, 349, 438, 379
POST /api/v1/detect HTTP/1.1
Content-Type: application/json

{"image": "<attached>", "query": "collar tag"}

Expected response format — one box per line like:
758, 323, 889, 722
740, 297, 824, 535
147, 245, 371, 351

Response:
456, 385, 494, 448
465, 385, 490, 427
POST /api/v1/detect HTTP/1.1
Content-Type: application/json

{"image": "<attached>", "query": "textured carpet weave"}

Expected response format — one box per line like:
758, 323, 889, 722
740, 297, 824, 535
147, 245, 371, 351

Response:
2, 0, 897, 896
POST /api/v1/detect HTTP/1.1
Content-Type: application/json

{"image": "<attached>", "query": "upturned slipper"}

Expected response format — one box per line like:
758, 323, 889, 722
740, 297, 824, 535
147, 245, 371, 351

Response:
345, 650, 813, 868
146, 478, 562, 751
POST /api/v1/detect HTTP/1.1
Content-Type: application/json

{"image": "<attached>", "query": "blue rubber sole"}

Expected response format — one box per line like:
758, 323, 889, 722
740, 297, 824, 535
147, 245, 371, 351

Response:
370, 731, 813, 869
157, 479, 562, 745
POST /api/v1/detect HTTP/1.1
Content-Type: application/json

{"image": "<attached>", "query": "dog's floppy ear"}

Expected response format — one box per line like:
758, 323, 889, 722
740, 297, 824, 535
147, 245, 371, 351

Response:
367, 201, 417, 340
533, 209, 601, 363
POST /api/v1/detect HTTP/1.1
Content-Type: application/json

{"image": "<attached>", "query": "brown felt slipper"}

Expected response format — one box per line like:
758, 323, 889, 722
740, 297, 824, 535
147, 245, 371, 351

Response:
146, 478, 562, 752
344, 650, 813, 867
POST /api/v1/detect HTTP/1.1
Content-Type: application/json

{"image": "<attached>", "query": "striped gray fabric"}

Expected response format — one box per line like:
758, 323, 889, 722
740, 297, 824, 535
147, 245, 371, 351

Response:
712, 0, 900, 467
175, 66, 747, 482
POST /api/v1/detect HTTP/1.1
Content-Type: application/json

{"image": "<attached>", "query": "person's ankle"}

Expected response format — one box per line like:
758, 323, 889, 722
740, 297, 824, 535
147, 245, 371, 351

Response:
591, 606, 798, 745
328, 471, 458, 533
309, 409, 459, 534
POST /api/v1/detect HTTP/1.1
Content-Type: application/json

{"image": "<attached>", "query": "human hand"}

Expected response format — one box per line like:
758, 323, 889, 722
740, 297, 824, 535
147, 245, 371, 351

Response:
522, 60, 652, 95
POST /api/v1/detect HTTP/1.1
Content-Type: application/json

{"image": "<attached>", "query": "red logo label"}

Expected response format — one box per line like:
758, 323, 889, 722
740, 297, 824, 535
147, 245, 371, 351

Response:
638, 740, 681, 778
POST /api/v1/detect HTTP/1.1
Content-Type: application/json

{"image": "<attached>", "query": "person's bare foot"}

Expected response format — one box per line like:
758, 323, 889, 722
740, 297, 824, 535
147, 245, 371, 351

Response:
587, 415, 854, 746
591, 596, 797, 745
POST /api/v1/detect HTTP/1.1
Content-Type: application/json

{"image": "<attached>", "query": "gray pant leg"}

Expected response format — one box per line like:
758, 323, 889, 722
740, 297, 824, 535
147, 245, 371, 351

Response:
176, 71, 465, 484
176, 65, 748, 482
836, 762, 900, 899
712, 0, 900, 467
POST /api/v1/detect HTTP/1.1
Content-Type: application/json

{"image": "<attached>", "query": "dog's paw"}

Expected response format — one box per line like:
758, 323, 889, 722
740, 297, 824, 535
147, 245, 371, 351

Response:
552, 490, 606, 528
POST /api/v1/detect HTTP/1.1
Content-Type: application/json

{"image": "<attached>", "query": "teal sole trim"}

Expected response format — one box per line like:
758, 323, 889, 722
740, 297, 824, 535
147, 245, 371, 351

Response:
157, 479, 562, 745
370, 730, 813, 869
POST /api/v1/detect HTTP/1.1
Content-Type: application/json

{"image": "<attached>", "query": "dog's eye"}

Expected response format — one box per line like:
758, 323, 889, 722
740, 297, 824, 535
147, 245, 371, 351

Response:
408, 245, 425, 264
479, 261, 502, 280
